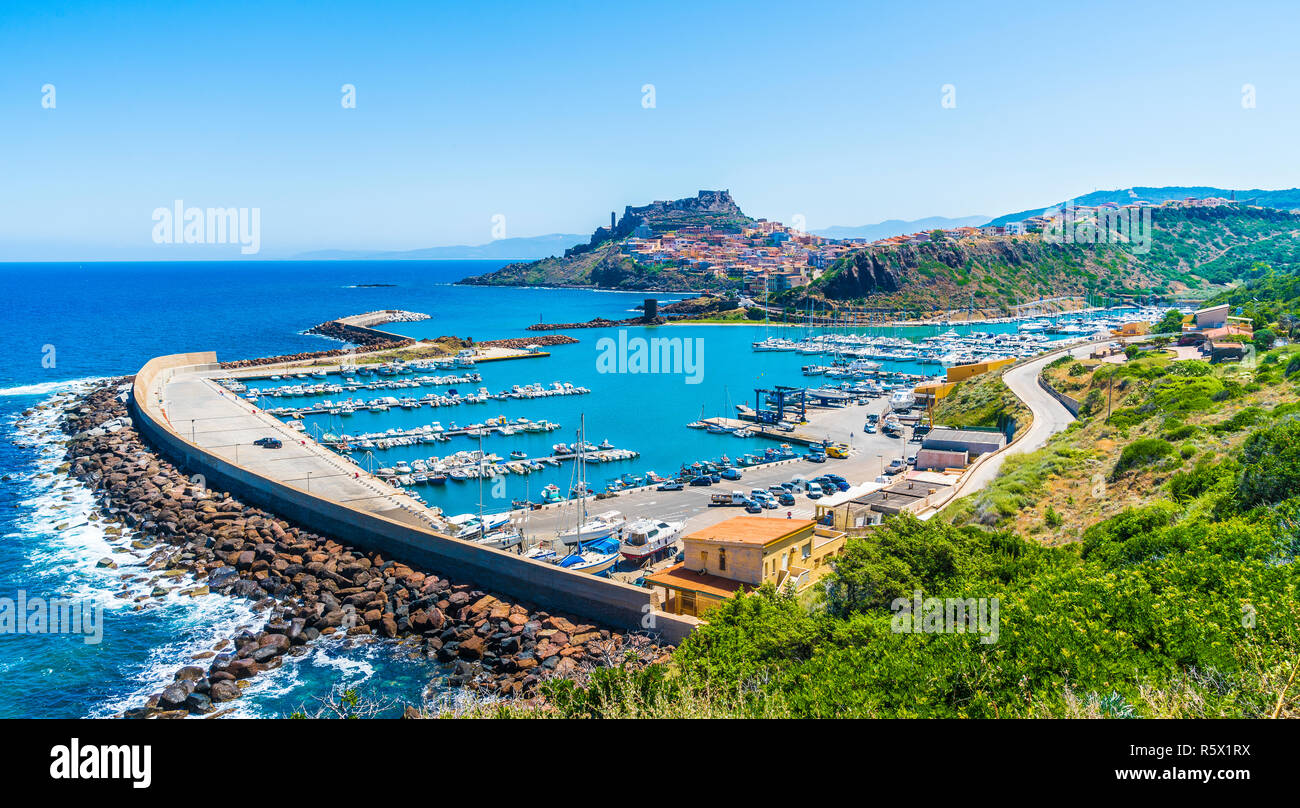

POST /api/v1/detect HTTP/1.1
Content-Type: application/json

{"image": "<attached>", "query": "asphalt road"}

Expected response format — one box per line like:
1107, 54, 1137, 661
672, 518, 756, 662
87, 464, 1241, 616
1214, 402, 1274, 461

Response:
943, 344, 1087, 499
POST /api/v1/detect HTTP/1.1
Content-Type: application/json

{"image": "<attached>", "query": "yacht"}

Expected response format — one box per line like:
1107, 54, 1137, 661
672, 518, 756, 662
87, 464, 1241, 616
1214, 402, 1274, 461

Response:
619, 519, 683, 564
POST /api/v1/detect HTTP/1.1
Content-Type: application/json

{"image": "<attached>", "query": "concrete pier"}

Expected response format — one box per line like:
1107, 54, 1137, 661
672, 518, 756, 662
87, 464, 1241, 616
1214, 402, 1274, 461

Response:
132, 351, 697, 641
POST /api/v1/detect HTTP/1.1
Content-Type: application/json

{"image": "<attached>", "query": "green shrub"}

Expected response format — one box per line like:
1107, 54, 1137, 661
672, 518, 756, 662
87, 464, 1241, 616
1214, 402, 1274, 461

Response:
1161, 422, 1200, 441
1044, 506, 1064, 528
1235, 421, 1300, 509
1165, 360, 1213, 377
1169, 456, 1236, 503
1111, 438, 1175, 479
1081, 501, 1182, 566
1210, 406, 1264, 434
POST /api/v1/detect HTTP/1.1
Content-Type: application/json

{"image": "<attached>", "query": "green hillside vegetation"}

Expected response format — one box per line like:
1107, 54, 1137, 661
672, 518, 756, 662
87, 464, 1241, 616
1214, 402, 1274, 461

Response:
788, 206, 1300, 313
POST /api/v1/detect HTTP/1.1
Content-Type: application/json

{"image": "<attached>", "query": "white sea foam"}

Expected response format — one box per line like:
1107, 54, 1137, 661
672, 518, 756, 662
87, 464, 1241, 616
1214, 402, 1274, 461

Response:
0, 376, 110, 398
6, 388, 445, 719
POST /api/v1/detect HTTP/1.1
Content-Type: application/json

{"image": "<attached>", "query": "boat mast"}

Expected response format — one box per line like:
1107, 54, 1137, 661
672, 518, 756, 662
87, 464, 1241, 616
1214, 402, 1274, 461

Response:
476, 430, 485, 538
575, 414, 585, 548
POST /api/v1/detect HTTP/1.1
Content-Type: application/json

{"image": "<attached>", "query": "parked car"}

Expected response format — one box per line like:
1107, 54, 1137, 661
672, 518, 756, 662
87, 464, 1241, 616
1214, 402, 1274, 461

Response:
777, 492, 796, 506
768, 483, 787, 494
689, 476, 713, 486
743, 499, 763, 513
825, 473, 848, 486
906, 455, 917, 466
805, 452, 826, 463
720, 467, 743, 481
255, 437, 283, 449
865, 424, 878, 434
657, 480, 684, 491
806, 482, 824, 499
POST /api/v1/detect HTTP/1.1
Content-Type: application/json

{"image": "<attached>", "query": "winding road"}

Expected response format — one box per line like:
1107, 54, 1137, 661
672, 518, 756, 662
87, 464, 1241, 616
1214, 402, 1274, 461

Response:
935, 344, 1091, 504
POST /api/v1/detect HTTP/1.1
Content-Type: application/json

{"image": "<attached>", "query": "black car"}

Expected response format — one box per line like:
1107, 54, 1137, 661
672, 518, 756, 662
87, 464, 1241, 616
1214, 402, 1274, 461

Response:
254, 437, 283, 449
690, 476, 714, 486
777, 492, 796, 506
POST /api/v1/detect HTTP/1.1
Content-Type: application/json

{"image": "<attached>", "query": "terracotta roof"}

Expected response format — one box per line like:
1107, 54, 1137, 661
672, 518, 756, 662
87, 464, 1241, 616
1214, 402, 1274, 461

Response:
683, 515, 816, 547
645, 564, 752, 599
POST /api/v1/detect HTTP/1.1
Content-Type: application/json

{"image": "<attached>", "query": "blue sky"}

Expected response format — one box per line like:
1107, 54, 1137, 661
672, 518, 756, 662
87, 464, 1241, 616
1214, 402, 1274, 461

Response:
2, 0, 1299, 258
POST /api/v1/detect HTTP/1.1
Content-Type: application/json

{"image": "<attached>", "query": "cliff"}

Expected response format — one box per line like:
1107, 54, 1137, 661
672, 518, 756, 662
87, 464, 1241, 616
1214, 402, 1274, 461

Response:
459, 190, 753, 290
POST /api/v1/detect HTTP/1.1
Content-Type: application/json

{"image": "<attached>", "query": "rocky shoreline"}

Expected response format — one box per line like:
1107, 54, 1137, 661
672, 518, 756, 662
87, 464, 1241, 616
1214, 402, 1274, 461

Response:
59, 382, 668, 718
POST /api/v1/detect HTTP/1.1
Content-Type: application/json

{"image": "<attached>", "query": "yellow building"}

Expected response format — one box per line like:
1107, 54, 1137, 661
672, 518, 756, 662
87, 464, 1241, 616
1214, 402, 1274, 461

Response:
1112, 321, 1150, 337
646, 516, 846, 617
945, 357, 1015, 383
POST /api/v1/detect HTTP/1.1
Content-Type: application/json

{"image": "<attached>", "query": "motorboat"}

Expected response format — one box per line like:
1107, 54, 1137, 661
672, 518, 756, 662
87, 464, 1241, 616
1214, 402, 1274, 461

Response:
619, 519, 683, 564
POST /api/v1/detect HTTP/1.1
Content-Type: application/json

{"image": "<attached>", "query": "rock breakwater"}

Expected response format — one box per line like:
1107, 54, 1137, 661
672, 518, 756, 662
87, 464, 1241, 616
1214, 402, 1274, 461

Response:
60, 382, 668, 718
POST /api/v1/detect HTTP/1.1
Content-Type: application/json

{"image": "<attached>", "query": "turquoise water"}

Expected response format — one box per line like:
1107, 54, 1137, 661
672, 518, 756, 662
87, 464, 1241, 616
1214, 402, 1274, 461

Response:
287, 320, 1025, 518
0, 260, 1075, 717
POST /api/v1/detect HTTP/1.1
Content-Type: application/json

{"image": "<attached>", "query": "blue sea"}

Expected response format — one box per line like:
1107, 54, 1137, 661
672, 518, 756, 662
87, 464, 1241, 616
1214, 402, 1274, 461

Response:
0, 260, 1031, 717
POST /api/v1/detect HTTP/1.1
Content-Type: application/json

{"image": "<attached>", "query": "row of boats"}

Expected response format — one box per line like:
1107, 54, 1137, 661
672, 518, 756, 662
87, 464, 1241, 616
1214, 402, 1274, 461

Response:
448, 509, 683, 575
755, 330, 1057, 365
245, 382, 590, 419
327, 416, 563, 450
363, 443, 642, 488
230, 372, 482, 400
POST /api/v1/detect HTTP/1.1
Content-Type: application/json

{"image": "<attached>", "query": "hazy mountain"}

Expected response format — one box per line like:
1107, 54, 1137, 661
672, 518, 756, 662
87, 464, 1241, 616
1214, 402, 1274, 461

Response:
294, 233, 588, 261
986, 186, 1300, 226
812, 216, 990, 241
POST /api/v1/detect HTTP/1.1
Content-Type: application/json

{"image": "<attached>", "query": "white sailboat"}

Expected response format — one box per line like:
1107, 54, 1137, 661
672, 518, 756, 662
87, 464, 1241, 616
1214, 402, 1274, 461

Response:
525, 415, 622, 575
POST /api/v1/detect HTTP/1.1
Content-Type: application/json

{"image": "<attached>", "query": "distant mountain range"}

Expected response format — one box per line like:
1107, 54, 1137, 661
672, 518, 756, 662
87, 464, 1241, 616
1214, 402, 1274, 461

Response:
293, 185, 1300, 264
811, 216, 990, 241
986, 186, 1300, 226
294, 233, 587, 261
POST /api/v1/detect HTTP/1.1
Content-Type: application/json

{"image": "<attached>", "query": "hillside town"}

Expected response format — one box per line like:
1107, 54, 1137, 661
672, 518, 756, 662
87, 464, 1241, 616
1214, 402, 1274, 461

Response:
615, 195, 1250, 298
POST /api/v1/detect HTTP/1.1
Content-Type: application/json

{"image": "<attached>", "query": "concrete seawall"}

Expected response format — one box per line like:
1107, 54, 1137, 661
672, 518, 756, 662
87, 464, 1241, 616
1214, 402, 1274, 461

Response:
131, 352, 696, 643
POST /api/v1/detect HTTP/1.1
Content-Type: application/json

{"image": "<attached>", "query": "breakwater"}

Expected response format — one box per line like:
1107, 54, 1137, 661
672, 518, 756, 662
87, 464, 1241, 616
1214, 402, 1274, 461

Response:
477, 335, 579, 350
61, 381, 670, 717
525, 315, 668, 332
221, 311, 441, 369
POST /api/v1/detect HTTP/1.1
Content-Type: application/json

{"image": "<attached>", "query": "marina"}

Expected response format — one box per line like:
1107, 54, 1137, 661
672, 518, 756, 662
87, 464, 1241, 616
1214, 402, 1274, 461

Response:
193, 304, 1164, 580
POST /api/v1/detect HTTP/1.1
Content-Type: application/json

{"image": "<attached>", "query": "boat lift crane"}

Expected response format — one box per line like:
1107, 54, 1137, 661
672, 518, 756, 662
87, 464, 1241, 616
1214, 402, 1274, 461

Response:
753, 385, 806, 425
